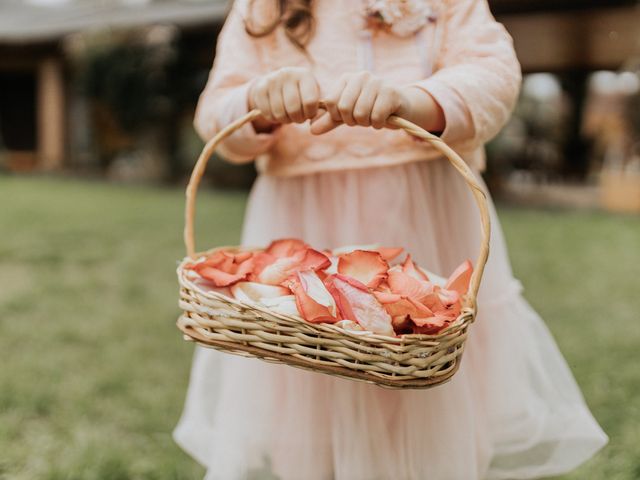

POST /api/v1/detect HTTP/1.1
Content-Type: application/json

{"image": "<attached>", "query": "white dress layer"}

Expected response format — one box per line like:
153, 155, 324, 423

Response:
174, 159, 607, 480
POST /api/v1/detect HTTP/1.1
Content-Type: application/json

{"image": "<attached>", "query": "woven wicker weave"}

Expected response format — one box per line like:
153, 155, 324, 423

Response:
177, 108, 491, 389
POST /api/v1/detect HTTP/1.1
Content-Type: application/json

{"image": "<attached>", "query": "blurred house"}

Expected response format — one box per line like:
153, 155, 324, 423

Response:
0, 0, 227, 173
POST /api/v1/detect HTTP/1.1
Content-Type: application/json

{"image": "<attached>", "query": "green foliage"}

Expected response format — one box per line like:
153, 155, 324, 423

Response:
1, 177, 638, 478
77, 32, 179, 133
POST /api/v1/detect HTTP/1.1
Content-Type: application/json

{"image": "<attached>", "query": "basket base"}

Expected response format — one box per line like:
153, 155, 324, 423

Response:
178, 321, 461, 390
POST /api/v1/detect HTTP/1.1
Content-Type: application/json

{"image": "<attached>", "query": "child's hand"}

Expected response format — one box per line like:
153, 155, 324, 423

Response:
248, 67, 320, 132
310, 72, 445, 135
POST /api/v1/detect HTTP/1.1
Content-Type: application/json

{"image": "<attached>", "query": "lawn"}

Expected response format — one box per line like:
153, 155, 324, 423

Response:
0, 175, 638, 479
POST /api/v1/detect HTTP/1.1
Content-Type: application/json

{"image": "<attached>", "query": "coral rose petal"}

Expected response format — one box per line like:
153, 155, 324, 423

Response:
233, 251, 254, 263
332, 244, 404, 262
259, 295, 301, 316
331, 244, 377, 256
334, 319, 366, 332
387, 267, 434, 299
325, 256, 339, 275
421, 292, 446, 312
412, 313, 452, 328
327, 275, 394, 336
289, 275, 338, 324
257, 256, 300, 285
437, 288, 461, 307
297, 270, 338, 317
230, 282, 290, 302
253, 252, 277, 274
196, 267, 248, 287
373, 291, 403, 304
297, 248, 332, 272
266, 238, 308, 258
445, 260, 473, 295
376, 247, 404, 262
337, 250, 389, 289
402, 254, 429, 281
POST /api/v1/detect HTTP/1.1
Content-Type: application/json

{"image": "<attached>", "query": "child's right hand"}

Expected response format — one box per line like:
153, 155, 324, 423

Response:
248, 67, 320, 131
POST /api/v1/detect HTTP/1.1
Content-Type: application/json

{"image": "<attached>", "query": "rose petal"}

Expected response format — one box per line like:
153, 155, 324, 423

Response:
331, 273, 369, 291
295, 248, 332, 272
265, 238, 308, 258
337, 250, 388, 289
331, 244, 377, 256
257, 256, 301, 285
412, 313, 453, 328
423, 270, 447, 287
196, 266, 249, 287
325, 255, 339, 275
334, 319, 366, 332
233, 250, 254, 263
188, 250, 255, 287
373, 291, 403, 304
421, 291, 446, 312
412, 314, 451, 334
376, 247, 404, 262
259, 295, 301, 316
436, 288, 460, 307
255, 248, 330, 285
445, 260, 473, 295
374, 294, 434, 319
326, 274, 394, 336
289, 271, 339, 323
402, 254, 429, 281
193, 278, 232, 297
298, 270, 338, 317
332, 244, 404, 262
230, 282, 290, 302
387, 266, 435, 300
392, 315, 413, 335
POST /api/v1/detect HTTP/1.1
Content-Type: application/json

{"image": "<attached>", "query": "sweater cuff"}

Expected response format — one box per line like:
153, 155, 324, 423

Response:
411, 77, 475, 146
204, 82, 278, 164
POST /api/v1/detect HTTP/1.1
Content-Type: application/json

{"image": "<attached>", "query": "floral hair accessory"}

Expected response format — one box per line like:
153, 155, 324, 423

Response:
363, 0, 437, 37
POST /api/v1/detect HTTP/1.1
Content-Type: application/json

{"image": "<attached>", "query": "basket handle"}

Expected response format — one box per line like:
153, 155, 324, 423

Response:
184, 109, 490, 310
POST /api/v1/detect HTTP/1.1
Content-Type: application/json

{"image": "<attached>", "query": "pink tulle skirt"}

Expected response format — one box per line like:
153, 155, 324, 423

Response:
174, 159, 607, 480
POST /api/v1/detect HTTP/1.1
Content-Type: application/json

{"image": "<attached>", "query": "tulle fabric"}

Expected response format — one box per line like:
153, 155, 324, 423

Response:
174, 159, 607, 480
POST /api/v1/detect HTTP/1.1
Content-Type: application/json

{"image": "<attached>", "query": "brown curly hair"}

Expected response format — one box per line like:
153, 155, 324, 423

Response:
245, 0, 315, 51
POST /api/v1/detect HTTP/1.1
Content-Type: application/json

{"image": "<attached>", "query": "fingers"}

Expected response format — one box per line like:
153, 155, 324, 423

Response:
336, 74, 365, 126
249, 67, 319, 125
319, 72, 402, 131
269, 82, 289, 124
250, 81, 273, 123
299, 73, 319, 120
371, 87, 397, 129
250, 69, 404, 134
322, 76, 346, 128
353, 79, 379, 127
309, 111, 341, 135
283, 80, 303, 123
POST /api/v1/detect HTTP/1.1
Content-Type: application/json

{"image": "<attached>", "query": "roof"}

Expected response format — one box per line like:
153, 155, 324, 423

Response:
490, 0, 637, 14
0, 0, 229, 44
2, 0, 634, 44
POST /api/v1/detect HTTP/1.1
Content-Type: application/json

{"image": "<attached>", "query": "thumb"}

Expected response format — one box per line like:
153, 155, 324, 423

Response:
310, 111, 341, 135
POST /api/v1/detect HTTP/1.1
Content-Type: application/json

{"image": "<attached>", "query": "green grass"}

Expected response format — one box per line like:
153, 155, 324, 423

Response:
1, 175, 638, 479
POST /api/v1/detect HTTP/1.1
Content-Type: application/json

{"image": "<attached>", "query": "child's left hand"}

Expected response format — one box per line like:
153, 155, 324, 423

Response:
310, 71, 445, 135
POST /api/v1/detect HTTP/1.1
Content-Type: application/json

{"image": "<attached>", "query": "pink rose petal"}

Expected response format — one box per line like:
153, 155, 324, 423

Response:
445, 260, 473, 295
337, 250, 389, 289
326, 274, 394, 336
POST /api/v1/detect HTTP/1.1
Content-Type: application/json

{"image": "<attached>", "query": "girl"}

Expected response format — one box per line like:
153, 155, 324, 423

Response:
174, 1, 608, 478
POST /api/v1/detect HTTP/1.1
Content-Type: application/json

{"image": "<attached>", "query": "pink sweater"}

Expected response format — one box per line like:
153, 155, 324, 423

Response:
194, 0, 521, 177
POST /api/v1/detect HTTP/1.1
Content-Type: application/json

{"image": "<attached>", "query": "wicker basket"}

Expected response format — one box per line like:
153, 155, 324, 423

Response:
177, 109, 491, 389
